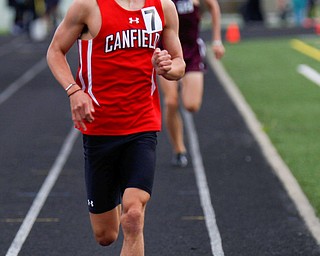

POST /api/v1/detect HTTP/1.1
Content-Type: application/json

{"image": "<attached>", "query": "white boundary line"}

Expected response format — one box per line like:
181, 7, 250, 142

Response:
207, 51, 320, 245
182, 109, 224, 256
0, 58, 47, 106
297, 64, 320, 87
6, 128, 80, 256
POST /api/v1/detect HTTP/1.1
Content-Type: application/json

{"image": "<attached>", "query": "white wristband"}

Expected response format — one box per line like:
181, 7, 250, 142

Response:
65, 83, 77, 92
212, 40, 222, 46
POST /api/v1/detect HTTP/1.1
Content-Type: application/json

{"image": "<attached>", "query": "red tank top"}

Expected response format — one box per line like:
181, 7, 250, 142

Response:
76, 0, 165, 135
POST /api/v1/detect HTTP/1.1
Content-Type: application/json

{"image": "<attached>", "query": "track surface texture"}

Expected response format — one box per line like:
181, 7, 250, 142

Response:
1, 25, 320, 255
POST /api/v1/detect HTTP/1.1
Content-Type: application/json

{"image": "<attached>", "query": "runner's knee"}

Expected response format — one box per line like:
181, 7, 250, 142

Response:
165, 95, 179, 111
184, 102, 201, 113
93, 227, 119, 246
121, 208, 144, 236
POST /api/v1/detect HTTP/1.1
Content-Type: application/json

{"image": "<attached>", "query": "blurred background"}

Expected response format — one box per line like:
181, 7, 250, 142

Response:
0, 0, 319, 37
1, 0, 320, 255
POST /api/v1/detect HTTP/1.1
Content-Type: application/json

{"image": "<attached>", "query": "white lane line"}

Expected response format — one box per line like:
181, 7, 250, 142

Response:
6, 128, 80, 256
0, 58, 47, 106
182, 109, 225, 256
207, 52, 320, 245
297, 64, 320, 87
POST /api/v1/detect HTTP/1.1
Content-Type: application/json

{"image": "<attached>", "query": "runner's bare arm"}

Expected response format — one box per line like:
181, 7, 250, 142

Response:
47, 0, 96, 88
47, 0, 97, 131
205, 0, 225, 59
152, 0, 185, 80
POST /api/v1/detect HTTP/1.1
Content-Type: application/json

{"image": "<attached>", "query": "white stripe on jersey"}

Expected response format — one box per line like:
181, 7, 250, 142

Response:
87, 40, 100, 106
78, 40, 86, 90
151, 69, 156, 95
78, 40, 100, 106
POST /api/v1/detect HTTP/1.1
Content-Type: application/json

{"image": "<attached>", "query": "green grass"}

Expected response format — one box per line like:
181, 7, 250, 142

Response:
221, 36, 320, 216
0, 30, 9, 35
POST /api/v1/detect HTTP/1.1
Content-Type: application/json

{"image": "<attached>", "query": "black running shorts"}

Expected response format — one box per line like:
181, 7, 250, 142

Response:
83, 132, 157, 214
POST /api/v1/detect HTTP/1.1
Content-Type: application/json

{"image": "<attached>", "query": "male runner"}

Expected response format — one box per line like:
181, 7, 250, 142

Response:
158, 0, 225, 167
46, 0, 185, 254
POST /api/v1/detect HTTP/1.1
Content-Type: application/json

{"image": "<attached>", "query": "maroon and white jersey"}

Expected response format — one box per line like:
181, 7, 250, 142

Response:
173, 0, 205, 72
174, 0, 200, 46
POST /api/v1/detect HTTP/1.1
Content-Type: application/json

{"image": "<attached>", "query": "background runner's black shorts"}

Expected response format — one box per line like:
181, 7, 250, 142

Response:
83, 132, 158, 214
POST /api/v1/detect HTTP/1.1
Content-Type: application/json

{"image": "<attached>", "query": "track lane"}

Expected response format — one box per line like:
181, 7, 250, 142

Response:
1, 32, 320, 255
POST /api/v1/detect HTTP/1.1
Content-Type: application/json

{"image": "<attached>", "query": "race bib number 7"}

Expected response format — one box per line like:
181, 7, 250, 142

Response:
141, 7, 162, 33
